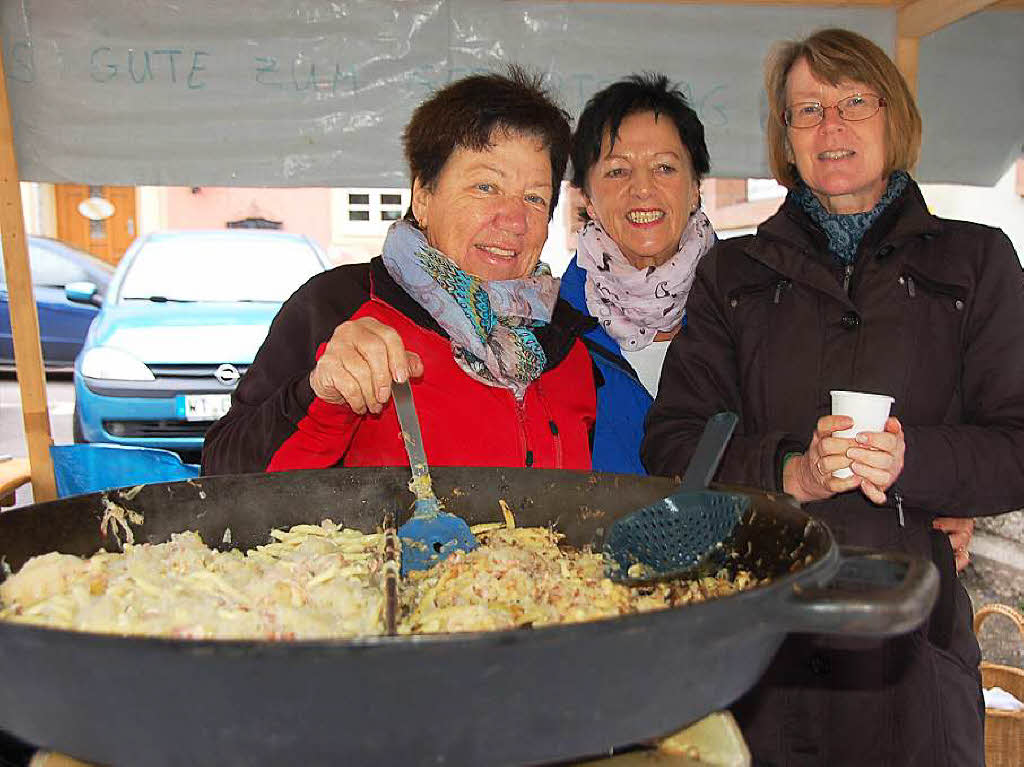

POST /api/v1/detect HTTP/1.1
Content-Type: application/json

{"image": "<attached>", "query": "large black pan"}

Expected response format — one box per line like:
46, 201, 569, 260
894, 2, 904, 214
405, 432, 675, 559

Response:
0, 467, 937, 766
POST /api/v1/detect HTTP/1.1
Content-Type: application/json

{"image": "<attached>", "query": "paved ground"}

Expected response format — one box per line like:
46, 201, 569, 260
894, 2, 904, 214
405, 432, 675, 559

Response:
0, 374, 74, 507
3, 372, 1022, 667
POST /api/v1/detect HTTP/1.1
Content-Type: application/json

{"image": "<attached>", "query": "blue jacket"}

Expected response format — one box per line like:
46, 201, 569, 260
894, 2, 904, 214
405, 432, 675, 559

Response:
560, 255, 653, 474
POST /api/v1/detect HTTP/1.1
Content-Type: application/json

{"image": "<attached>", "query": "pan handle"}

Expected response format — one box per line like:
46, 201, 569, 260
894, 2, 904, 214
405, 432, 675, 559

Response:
775, 546, 939, 637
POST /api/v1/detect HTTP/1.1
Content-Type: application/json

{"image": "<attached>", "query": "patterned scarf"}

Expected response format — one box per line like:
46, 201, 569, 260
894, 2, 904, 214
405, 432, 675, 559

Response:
576, 210, 716, 351
794, 170, 909, 264
381, 220, 559, 401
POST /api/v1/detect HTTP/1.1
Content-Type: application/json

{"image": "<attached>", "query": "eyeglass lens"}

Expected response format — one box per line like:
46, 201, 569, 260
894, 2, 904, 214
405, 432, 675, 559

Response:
785, 94, 882, 127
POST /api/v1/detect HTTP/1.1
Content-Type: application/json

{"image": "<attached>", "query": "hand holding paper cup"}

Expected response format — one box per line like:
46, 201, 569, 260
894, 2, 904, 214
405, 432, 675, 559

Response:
829, 390, 895, 478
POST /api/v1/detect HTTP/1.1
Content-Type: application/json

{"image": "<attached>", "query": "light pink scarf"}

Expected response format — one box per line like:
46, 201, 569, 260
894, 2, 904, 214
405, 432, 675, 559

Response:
577, 211, 716, 351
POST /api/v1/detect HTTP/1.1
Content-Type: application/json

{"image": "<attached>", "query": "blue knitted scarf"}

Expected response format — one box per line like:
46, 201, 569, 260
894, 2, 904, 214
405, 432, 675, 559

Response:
794, 170, 909, 264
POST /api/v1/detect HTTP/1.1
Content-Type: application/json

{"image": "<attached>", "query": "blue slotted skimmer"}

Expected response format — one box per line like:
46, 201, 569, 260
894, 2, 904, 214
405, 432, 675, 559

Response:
392, 380, 477, 574
605, 412, 750, 585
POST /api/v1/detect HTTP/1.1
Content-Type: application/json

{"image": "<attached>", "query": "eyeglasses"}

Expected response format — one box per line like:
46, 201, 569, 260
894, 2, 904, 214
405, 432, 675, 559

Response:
783, 93, 886, 128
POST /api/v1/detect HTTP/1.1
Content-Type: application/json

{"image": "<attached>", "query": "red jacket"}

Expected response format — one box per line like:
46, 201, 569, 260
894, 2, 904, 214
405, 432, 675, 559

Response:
202, 258, 598, 475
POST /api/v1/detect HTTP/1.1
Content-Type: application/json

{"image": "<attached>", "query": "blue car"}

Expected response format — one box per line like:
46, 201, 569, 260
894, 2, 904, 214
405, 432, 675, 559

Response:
0, 236, 114, 371
71, 230, 330, 456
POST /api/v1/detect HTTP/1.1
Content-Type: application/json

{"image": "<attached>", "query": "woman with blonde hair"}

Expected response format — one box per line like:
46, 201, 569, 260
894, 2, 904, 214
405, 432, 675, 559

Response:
643, 28, 1024, 765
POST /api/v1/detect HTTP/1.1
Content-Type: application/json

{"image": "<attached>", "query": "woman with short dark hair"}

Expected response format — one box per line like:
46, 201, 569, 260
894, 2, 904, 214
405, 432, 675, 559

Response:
643, 28, 1024, 765
559, 73, 714, 473
203, 67, 647, 476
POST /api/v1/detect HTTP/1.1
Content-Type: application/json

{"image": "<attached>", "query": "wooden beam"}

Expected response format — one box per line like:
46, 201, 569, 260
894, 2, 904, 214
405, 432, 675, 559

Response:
895, 35, 920, 96
0, 46, 57, 503
564, 0, 896, 5
898, 0, 1002, 38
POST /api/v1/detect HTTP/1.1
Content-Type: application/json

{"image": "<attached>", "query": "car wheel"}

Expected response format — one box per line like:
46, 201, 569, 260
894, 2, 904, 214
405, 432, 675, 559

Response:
72, 403, 86, 443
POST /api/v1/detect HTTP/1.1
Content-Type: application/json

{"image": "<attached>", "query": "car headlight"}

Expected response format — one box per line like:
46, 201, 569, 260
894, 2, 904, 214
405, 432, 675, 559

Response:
80, 347, 155, 381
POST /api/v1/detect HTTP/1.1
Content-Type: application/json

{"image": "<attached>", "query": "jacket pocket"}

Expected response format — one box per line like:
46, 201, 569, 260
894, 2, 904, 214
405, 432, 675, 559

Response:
899, 267, 968, 308
725, 277, 792, 359
899, 267, 969, 419
726, 277, 792, 309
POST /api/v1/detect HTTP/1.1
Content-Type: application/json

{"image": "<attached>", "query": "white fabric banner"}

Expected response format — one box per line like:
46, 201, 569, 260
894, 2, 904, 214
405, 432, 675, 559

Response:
1, 1, 1020, 187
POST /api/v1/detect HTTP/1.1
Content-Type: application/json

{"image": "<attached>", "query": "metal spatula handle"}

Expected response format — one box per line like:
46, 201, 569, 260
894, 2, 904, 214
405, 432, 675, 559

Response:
679, 412, 739, 491
391, 380, 433, 497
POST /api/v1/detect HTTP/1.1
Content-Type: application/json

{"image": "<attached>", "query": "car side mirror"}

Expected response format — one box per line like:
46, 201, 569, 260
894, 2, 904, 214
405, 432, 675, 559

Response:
66, 281, 102, 307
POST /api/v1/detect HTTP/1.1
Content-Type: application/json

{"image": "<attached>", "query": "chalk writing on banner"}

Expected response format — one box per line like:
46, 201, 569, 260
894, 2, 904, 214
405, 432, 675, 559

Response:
89, 47, 210, 89
71, 46, 733, 128
254, 55, 359, 96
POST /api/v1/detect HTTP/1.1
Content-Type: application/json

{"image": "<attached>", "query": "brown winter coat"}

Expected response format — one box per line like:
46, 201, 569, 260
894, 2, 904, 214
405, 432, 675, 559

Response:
642, 180, 1024, 766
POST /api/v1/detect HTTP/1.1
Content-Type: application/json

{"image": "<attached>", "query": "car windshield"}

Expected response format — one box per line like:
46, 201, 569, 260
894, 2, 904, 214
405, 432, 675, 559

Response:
118, 237, 324, 303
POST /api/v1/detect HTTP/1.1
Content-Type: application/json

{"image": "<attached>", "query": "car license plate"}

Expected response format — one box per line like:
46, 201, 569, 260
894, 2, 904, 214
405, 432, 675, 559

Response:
184, 394, 232, 422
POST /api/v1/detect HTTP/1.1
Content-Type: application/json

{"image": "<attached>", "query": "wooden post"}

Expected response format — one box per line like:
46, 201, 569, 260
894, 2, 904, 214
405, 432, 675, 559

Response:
895, 36, 920, 97
0, 43, 57, 502
897, 0, 1002, 97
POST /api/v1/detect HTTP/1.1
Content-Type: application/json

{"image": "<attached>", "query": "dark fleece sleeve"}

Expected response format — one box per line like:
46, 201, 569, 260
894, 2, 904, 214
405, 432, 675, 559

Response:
201, 267, 367, 476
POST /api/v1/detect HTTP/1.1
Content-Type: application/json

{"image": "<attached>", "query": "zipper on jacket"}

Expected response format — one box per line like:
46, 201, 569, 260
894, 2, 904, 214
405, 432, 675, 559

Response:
533, 380, 564, 468
892, 486, 905, 527
548, 420, 563, 468
727, 277, 787, 308
899, 269, 967, 309
841, 264, 854, 296
512, 397, 531, 468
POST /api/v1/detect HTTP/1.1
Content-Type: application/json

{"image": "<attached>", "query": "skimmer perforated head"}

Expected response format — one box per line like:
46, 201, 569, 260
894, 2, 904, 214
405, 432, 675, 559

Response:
604, 490, 750, 583
605, 411, 745, 584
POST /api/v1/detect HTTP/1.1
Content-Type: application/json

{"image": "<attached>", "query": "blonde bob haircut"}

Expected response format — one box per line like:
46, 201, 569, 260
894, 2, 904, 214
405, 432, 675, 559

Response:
764, 28, 922, 189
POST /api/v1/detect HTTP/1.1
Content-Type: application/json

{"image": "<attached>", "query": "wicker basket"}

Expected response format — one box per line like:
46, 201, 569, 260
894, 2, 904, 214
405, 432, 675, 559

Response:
973, 603, 1024, 767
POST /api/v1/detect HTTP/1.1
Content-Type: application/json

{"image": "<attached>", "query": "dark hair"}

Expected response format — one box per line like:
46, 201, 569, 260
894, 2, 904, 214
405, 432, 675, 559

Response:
403, 65, 571, 219
570, 73, 710, 192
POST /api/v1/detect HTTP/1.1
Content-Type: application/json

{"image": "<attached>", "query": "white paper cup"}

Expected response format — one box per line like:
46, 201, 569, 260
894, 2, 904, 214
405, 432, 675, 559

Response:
829, 390, 895, 478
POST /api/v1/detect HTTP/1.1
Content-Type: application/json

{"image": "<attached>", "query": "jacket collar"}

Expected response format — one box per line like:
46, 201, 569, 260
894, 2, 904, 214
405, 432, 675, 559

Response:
368, 256, 596, 372
743, 178, 943, 301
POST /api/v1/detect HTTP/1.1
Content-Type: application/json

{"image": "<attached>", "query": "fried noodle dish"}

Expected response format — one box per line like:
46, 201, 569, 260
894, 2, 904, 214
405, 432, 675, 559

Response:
0, 509, 763, 640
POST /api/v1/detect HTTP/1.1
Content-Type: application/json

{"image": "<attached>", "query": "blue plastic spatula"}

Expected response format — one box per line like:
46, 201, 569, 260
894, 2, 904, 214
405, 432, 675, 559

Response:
392, 380, 477, 574
604, 411, 750, 585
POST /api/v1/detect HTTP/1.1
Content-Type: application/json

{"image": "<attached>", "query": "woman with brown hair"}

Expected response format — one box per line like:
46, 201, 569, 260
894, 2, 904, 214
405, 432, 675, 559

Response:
643, 28, 1024, 765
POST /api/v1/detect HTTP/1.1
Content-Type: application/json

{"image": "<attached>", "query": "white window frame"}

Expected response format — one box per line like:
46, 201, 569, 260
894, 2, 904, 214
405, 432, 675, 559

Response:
335, 188, 409, 235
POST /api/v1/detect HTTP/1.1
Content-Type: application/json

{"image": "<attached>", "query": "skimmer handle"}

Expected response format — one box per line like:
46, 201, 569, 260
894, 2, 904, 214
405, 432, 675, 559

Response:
680, 412, 739, 491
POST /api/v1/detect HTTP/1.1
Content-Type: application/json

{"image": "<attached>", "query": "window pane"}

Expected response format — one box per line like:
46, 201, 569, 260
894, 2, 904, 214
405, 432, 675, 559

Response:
380, 194, 402, 205
349, 210, 370, 221
380, 210, 401, 221
348, 193, 370, 205
118, 235, 324, 302
29, 245, 90, 286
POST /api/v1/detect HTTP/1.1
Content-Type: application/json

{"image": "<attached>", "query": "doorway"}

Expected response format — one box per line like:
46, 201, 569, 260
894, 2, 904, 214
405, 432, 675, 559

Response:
55, 185, 137, 265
